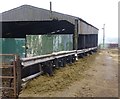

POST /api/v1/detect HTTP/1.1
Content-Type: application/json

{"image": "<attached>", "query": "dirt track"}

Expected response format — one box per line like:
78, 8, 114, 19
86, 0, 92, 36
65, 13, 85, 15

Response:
19, 49, 118, 97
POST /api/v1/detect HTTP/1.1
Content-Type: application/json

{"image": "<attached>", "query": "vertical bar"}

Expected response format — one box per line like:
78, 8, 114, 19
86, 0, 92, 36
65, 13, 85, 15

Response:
103, 24, 105, 49
50, 2, 52, 12
118, 2, 120, 97
50, 1, 53, 19
73, 19, 78, 50
119, 2, 120, 48
13, 55, 16, 97
54, 58, 59, 68
63, 57, 66, 66
16, 55, 21, 96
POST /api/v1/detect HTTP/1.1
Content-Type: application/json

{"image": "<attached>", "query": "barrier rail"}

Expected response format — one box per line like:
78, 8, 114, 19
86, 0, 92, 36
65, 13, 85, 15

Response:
21, 50, 76, 67
21, 47, 97, 82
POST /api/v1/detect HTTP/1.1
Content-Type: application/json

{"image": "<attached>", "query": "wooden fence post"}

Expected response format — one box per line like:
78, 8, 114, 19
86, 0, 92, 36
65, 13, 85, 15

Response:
16, 55, 21, 97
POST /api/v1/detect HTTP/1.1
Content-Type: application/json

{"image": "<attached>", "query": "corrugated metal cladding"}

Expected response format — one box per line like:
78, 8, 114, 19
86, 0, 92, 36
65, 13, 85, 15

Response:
26, 35, 73, 57
0, 13, 1, 22
1, 5, 76, 24
1, 5, 98, 34
78, 20, 98, 34
1, 38, 25, 57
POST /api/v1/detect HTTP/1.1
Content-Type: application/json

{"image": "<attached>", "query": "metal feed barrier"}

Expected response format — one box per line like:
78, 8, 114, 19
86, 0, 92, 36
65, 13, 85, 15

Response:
0, 47, 97, 98
21, 50, 77, 82
21, 47, 97, 82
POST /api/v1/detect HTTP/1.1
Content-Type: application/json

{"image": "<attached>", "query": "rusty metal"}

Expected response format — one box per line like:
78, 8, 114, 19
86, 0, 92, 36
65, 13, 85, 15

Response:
0, 54, 17, 98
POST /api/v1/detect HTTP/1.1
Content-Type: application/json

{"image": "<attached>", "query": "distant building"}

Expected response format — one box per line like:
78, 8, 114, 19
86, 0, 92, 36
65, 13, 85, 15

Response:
99, 43, 118, 49
108, 43, 118, 48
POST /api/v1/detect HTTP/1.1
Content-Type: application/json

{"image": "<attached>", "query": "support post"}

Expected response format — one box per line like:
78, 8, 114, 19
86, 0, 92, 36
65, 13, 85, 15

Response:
73, 19, 78, 61
73, 19, 78, 50
54, 58, 59, 69
102, 24, 105, 49
16, 55, 21, 97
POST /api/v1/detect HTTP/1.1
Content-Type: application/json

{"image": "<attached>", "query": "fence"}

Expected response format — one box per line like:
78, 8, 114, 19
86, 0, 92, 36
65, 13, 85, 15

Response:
0, 54, 21, 98
0, 47, 97, 98
21, 47, 97, 82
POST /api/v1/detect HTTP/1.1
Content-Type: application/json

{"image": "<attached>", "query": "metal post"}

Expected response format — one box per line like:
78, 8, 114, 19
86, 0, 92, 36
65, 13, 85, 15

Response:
102, 24, 105, 49
50, 1, 53, 19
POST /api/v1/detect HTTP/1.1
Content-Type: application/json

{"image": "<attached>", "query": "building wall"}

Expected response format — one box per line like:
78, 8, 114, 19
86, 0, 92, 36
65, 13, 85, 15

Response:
78, 20, 98, 35
0, 38, 25, 57
78, 34, 98, 49
26, 35, 73, 57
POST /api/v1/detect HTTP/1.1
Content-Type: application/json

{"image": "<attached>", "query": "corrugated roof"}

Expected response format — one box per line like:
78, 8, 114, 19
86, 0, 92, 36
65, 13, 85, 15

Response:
0, 5, 98, 30
1, 5, 76, 24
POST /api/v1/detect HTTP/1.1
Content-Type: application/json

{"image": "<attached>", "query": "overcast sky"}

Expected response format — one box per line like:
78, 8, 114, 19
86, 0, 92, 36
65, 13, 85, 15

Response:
0, 0, 119, 44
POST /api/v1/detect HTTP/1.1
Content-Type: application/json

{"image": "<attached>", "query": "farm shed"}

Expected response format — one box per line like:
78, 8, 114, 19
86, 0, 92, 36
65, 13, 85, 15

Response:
0, 5, 98, 57
0, 5, 99, 97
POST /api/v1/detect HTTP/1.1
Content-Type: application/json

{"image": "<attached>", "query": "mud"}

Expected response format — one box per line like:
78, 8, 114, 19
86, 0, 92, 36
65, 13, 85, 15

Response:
19, 49, 118, 97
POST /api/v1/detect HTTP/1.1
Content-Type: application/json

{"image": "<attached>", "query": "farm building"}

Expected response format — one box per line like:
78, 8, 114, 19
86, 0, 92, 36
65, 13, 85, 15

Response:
0, 5, 99, 97
0, 5, 98, 57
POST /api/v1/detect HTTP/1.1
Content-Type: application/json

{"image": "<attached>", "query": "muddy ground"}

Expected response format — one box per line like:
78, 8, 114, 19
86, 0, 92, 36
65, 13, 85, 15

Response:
19, 49, 118, 97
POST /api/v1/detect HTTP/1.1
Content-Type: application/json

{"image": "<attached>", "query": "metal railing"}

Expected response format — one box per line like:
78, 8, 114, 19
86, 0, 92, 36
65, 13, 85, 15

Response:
21, 50, 76, 67
21, 47, 97, 82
